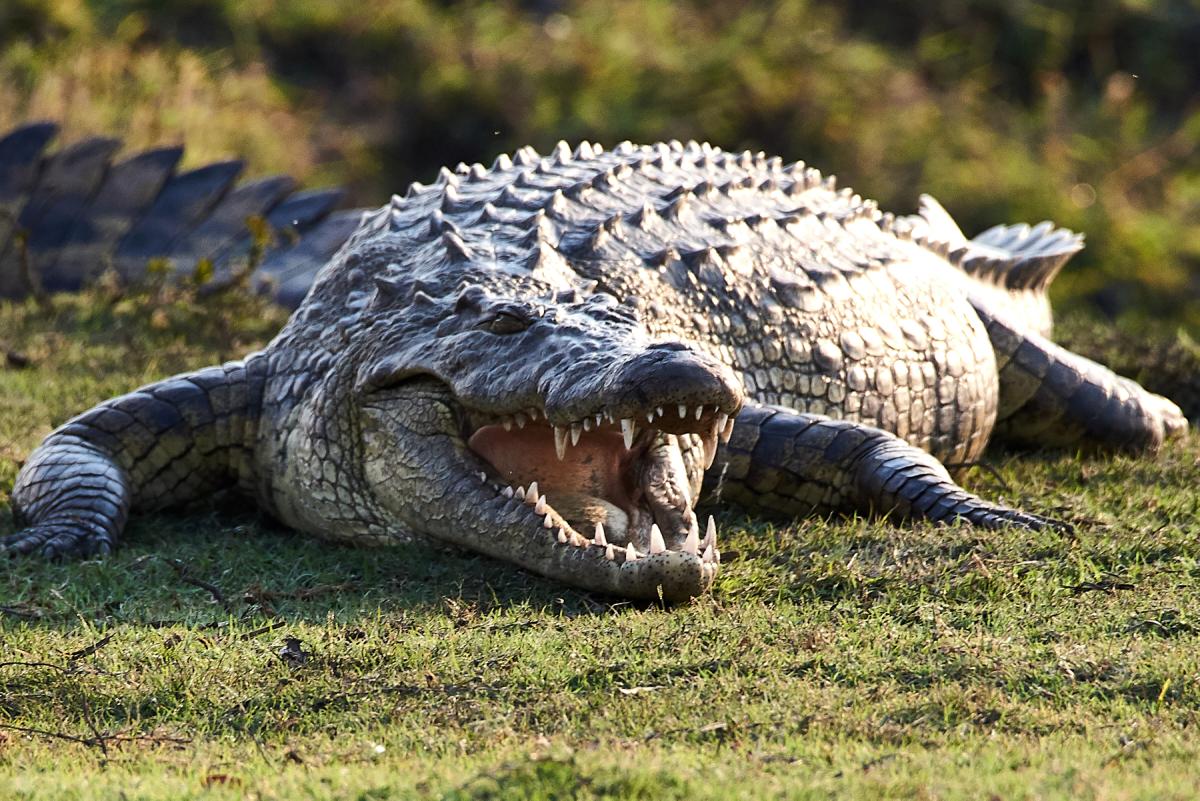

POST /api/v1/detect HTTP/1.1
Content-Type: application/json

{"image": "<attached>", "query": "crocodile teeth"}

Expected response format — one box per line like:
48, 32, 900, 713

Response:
621, 418, 637, 449
554, 426, 568, 460
557, 528, 568, 543
582, 417, 594, 432
502, 418, 513, 431
720, 414, 735, 443
544, 515, 555, 529
656, 406, 665, 418
703, 515, 717, 550
703, 428, 719, 469
678, 404, 688, 419
570, 423, 582, 446
646, 410, 655, 423
625, 543, 639, 562
477, 471, 487, 482
593, 522, 607, 546
569, 531, 586, 547
682, 526, 699, 555
595, 413, 605, 427
525, 482, 539, 504
606, 544, 616, 560
502, 486, 514, 498
516, 486, 526, 501
649, 523, 666, 555
695, 405, 704, 420
534, 495, 548, 514
515, 412, 527, 429
702, 543, 716, 563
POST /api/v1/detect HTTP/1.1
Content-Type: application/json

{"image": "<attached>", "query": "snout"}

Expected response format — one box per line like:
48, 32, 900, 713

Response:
604, 341, 743, 432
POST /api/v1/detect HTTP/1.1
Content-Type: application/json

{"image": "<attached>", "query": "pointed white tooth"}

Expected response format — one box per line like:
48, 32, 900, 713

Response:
695, 405, 704, 420
649, 524, 666, 555
702, 430, 719, 470
625, 543, 639, 562
606, 544, 616, 561
477, 471, 487, 482
646, 410, 655, 423
605, 409, 615, 424
656, 406, 664, 418
682, 526, 699, 555
525, 482, 538, 504
583, 417, 593, 432
570, 423, 582, 446
544, 515, 554, 528
534, 495, 548, 514
721, 414, 735, 443
570, 532, 586, 547
593, 522, 607, 546
528, 408, 539, 420
595, 413, 604, 427
516, 486, 526, 501
621, 418, 636, 449
678, 404, 688, 419
558, 529, 568, 543
702, 543, 715, 563
515, 412, 527, 429
716, 412, 728, 432
502, 486, 514, 498
502, 418, 513, 431
704, 515, 717, 549
554, 426, 568, 460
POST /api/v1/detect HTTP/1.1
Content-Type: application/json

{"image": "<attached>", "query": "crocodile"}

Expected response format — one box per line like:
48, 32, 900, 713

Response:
3, 127, 1189, 601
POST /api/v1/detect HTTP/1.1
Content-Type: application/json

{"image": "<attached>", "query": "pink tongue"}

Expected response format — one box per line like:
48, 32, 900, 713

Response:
467, 425, 630, 504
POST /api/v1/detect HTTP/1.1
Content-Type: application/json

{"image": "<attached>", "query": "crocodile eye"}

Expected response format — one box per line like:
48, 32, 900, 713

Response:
485, 312, 530, 335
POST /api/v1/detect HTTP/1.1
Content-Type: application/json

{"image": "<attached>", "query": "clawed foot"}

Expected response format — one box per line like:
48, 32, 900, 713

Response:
959, 502, 1073, 534
1, 522, 114, 560
1151, 392, 1189, 441
916, 487, 1073, 534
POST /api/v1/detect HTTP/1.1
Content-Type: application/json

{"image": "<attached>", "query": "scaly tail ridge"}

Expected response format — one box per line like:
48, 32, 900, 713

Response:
0, 121, 358, 307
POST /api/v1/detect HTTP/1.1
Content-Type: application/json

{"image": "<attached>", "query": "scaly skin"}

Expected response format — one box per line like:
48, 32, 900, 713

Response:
5, 138, 1188, 601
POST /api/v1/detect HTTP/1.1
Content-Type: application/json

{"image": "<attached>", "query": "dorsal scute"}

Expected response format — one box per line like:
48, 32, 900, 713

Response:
319, 139, 889, 310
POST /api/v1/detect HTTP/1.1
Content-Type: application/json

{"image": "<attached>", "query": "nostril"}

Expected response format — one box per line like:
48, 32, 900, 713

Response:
648, 341, 692, 352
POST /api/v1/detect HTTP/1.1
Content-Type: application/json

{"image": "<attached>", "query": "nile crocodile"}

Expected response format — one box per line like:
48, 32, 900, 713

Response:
3, 129, 1189, 601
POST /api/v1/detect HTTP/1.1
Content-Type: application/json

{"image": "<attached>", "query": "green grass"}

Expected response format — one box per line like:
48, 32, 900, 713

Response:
2, 290, 1199, 799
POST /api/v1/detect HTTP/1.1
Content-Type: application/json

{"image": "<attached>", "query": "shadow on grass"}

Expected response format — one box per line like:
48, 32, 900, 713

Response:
1, 503, 630, 633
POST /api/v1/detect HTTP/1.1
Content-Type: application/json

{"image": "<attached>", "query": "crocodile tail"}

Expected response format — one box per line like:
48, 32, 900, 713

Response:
903, 194, 1084, 293
0, 121, 360, 309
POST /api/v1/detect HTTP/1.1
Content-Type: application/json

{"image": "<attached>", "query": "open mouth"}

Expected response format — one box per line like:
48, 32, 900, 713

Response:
465, 402, 736, 581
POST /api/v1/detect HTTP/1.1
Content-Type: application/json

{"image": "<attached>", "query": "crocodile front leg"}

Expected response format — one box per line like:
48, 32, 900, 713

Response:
4, 356, 266, 558
703, 403, 1058, 530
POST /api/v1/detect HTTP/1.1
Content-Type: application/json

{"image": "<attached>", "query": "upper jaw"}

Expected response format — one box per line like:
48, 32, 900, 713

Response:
466, 402, 736, 462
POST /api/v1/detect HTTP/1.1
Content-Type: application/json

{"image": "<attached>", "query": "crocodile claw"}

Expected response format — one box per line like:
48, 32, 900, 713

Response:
2, 523, 115, 560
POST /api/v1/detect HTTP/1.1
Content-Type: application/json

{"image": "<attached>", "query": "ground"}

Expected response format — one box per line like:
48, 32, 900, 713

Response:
2, 287, 1198, 800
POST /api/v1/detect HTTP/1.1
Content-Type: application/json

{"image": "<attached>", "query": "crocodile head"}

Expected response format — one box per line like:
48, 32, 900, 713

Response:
354, 277, 742, 602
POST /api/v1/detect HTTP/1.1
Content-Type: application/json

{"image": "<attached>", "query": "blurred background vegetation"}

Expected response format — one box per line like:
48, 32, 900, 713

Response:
1, 0, 1198, 331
